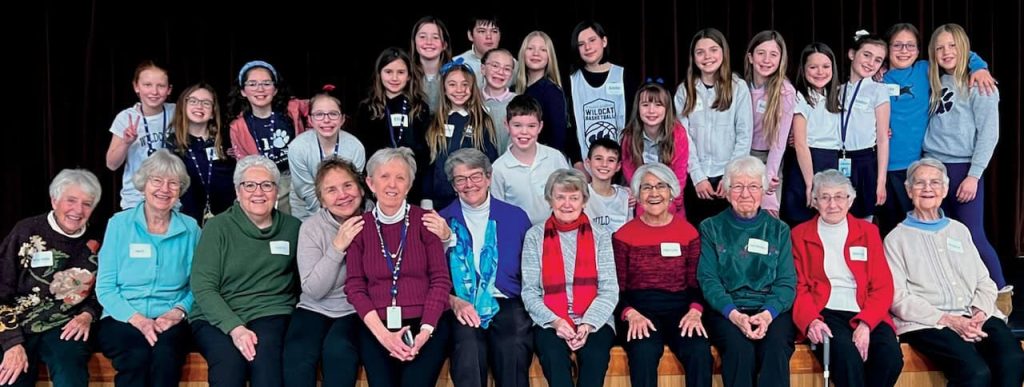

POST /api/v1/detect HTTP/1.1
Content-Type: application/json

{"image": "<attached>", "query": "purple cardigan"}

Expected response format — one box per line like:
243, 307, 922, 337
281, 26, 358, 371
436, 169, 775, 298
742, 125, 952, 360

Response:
440, 197, 531, 297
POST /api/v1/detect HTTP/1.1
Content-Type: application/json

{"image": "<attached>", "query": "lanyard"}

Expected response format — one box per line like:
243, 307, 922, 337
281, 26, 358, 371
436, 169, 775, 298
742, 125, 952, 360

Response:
318, 134, 340, 160
374, 203, 410, 305
839, 79, 864, 155
185, 137, 215, 218
244, 112, 278, 158
139, 104, 167, 155
384, 98, 409, 147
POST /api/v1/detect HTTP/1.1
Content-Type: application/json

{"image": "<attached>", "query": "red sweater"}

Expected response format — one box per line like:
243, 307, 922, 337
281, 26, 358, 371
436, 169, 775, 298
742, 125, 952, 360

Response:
612, 216, 703, 317
343, 206, 452, 326
791, 215, 895, 336
621, 121, 689, 218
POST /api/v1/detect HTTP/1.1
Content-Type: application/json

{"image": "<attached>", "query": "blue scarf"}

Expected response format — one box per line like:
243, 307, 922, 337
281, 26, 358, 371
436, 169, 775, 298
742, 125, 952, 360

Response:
448, 218, 500, 328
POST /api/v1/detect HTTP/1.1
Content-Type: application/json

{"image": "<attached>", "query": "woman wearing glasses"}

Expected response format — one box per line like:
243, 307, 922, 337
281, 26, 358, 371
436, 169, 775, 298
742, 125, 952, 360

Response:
696, 156, 796, 387
438, 148, 533, 387
288, 87, 367, 221
227, 60, 310, 215
190, 155, 301, 387
96, 150, 200, 387
167, 83, 236, 225
792, 170, 902, 387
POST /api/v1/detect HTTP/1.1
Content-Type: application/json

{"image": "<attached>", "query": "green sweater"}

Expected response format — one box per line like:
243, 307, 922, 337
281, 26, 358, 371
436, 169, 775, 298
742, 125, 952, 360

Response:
190, 203, 301, 333
696, 210, 795, 317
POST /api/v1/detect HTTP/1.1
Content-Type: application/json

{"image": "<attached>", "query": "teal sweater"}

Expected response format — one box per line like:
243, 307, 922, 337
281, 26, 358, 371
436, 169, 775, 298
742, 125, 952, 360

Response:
190, 203, 301, 333
696, 210, 795, 317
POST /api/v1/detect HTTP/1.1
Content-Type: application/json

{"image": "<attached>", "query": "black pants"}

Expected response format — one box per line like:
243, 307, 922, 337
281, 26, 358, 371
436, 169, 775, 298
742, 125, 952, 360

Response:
97, 317, 191, 387
359, 314, 451, 387
449, 298, 533, 387
9, 328, 90, 387
282, 308, 360, 387
705, 310, 796, 387
808, 309, 902, 387
619, 311, 712, 387
684, 175, 729, 227
192, 315, 290, 387
876, 169, 912, 237
901, 317, 1024, 387
534, 324, 615, 387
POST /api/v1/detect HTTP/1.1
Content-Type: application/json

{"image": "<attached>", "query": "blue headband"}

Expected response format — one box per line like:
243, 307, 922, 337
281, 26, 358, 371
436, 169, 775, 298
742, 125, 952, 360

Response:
440, 57, 473, 76
644, 77, 665, 85
238, 60, 279, 85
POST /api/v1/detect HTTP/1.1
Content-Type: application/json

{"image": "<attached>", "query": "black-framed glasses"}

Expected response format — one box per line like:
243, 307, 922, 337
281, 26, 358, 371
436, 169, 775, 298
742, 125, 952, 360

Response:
186, 97, 214, 109
890, 43, 918, 52
239, 181, 277, 192
310, 111, 342, 121
452, 172, 487, 187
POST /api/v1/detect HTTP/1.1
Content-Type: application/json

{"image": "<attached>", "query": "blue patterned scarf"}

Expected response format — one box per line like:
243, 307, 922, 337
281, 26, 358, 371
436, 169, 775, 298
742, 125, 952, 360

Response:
448, 218, 500, 328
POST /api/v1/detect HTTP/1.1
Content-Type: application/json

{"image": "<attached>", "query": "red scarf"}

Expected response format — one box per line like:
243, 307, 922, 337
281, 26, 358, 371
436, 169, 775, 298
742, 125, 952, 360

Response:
541, 213, 598, 329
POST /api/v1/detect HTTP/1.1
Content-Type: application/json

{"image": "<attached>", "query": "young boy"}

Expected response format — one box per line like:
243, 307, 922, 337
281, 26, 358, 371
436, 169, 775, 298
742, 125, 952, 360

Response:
481, 48, 517, 151
583, 138, 633, 234
455, 15, 502, 79
491, 95, 570, 225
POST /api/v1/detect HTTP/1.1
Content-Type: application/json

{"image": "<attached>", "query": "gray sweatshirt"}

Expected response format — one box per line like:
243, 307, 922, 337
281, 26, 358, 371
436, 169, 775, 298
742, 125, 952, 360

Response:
296, 207, 356, 318
923, 74, 1000, 178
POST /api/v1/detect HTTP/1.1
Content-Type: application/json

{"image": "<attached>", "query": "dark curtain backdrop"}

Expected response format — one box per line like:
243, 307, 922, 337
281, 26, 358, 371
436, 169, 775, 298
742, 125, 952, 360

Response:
5, 0, 1022, 261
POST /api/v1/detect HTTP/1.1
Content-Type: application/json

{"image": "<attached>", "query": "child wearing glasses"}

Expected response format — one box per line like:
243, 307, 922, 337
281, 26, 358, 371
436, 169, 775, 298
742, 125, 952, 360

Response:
227, 60, 310, 215
288, 86, 367, 221
480, 48, 517, 151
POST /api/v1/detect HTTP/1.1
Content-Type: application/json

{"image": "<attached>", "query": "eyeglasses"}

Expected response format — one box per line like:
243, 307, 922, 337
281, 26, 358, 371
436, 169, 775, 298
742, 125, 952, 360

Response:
639, 183, 670, 193
452, 172, 487, 187
186, 97, 214, 109
239, 181, 277, 192
244, 80, 275, 89
147, 177, 181, 190
816, 194, 850, 203
890, 43, 918, 52
310, 111, 342, 121
911, 179, 944, 190
485, 62, 514, 75
729, 184, 763, 194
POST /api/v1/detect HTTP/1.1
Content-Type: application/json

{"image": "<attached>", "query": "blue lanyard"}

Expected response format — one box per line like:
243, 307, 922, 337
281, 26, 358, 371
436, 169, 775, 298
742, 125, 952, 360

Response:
140, 104, 167, 155
244, 112, 277, 157
374, 204, 410, 303
384, 98, 409, 147
839, 79, 863, 153
318, 134, 340, 160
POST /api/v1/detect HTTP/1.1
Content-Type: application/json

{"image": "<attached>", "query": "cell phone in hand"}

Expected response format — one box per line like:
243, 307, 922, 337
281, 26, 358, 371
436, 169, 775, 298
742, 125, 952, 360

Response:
402, 329, 415, 346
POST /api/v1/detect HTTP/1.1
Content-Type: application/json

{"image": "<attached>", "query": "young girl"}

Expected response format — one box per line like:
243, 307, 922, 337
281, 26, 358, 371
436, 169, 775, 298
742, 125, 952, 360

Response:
105, 60, 174, 210
673, 28, 753, 225
227, 60, 309, 215
289, 86, 367, 221
837, 30, 890, 220
423, 60, 499, 209
517, 31, 577, 164
410, 16, 453, 113
620, 81, 688, 218
480, 48, 516, 151
781, 43, 843, 226
568, 21, 634, 168
923, 23, 1008, 298
167, 83, 236, 225
744, 30, 795, 217
877, 23, 994, 236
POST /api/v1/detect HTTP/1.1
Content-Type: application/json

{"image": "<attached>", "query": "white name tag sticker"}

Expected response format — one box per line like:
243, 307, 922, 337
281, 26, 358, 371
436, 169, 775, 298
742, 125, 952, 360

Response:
946, 238, 964, 253
849, 246, 868, 261
31, 251, 53, 268
205, 147, 219, 161
390, 113, 408, 127
386, 306, 402, 329
756, 99, 767, 114
747, 238, 769, 255
661, 242, 682, 257
607, 82, 625, 95
444, 124, 455, 138
270, 241, 290, 255
886, 83, 901, 97
129, 243, 152, 259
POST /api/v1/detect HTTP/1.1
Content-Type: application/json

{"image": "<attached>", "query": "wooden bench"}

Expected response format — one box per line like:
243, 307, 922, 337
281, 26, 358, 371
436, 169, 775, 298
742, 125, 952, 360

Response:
35, 343, 970, 387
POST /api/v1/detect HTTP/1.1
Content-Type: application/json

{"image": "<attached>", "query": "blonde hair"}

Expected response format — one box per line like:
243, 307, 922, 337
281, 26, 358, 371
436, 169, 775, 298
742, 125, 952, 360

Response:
426, 66, 497, 161
515, 31, 563, 93
744, 30, 790, 147
927, 23, 971, 111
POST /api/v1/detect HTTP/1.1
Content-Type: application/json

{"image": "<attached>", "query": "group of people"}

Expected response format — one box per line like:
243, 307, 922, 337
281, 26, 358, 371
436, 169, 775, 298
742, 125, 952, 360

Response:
0, 13, 1020, 387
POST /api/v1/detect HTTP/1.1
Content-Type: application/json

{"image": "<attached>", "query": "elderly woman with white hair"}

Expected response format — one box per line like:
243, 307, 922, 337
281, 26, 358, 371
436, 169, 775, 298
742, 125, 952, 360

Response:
344, 147, 453, 387
521, 168, 619, 387
95, 149, 201, 387
696, 155, 796, 387
613, 162, 712, 387
791, 169, 902, 387
0, 169, 102, 387
885, 157, 1024, 387
190, 155, 301, 387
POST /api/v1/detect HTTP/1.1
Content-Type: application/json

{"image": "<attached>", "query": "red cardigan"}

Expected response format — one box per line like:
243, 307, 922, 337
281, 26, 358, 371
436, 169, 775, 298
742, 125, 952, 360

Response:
791, 215, 895, 336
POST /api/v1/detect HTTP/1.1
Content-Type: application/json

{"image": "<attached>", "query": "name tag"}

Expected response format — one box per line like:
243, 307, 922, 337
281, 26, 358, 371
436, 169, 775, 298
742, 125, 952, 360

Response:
129, 243, 152, 259
607, 82, 625, 95
30, 251, 53, 268
386, 306, 402, 329
444, 124, 455, 138
270, 241, 290, 255
946, 238, 964, 253
838, 158, 852, 177
464, 125, 473, 135
747, 238, 769, 255
886, 83, 901, 97
849, 246, 868, 261
390, 113, 408, 127
756, 99, 767, 114
661, 242, 682, 257
205, 147, 219, 161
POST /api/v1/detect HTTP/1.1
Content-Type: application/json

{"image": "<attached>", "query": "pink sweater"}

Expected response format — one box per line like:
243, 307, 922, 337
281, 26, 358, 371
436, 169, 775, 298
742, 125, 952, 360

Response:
749, 81, 795, 211
622, 121, 689, 218
228, 98, 310, 158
